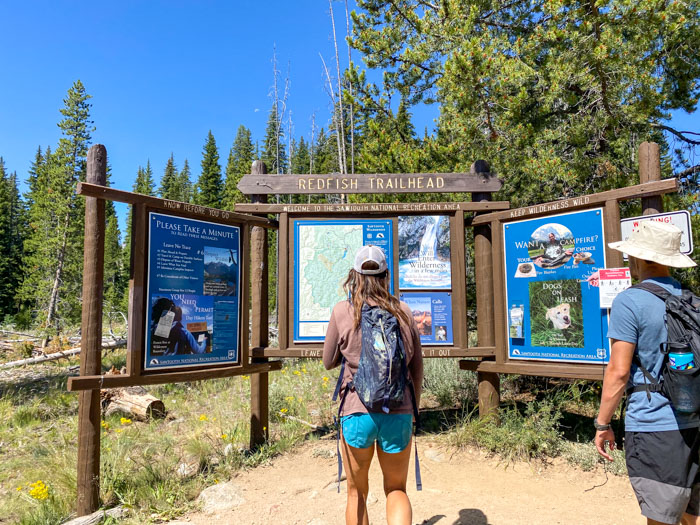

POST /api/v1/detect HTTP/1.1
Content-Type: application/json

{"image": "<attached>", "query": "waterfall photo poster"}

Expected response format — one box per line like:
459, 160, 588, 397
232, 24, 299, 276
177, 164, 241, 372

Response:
398, 215, 451, 289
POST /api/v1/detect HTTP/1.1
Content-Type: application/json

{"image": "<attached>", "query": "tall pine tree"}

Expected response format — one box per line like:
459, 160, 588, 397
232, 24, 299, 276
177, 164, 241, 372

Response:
195, 131, 223, 208
20, 80, 94, 338
159, 154, 179, 200
0, 158, 24, 319
261, 106, 287, 175
177, 159, 193, 203
224, 125, 255, 209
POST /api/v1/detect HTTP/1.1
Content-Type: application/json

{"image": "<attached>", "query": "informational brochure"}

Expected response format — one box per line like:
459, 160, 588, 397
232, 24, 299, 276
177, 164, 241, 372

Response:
400, 292, 453, 345
144, 213, 241, 371
598, 268, 632, 308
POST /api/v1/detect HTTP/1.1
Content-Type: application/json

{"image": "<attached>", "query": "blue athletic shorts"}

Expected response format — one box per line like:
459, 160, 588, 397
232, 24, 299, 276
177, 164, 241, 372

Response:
341, 413, 412, 453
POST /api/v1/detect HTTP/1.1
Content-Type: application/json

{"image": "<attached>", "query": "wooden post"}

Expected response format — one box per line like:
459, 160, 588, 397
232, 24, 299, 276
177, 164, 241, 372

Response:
77, 145, 107, 515
250, 160, 270, 448
471, 160, 500, 418
639, 142, 663, 215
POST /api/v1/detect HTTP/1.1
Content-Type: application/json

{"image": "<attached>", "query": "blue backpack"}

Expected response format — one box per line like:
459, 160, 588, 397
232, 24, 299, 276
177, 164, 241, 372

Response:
332, 304, 421, 491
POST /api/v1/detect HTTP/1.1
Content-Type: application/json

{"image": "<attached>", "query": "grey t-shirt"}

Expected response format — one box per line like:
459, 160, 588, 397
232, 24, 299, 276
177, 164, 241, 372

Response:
608, 276, 700, 431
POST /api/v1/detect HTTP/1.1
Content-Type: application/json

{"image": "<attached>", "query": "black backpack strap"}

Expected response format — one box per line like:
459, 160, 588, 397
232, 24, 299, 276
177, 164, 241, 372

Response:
626, 354, 663, 401
631, 282, 672, 301
333, 357, 349, 493
399, 337, 422, 491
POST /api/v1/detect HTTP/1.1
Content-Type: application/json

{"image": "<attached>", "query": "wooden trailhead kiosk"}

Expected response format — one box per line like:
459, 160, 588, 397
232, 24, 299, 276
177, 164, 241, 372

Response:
69, 142, 677, 516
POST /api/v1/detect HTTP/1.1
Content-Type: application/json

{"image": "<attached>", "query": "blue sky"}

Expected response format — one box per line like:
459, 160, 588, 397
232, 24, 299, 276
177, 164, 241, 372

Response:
0, 1, 697, 233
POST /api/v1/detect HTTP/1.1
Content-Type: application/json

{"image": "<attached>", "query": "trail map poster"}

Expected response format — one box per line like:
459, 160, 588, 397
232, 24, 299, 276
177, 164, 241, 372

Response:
400, 292, 453, 345
503, 209, 609, 364
398, 215, 451, 289
294, 219, 394, 342
144, 213, 242, 371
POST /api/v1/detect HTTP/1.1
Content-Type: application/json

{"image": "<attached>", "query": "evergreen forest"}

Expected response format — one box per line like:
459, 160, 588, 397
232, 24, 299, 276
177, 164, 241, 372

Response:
0, 0, 699, 340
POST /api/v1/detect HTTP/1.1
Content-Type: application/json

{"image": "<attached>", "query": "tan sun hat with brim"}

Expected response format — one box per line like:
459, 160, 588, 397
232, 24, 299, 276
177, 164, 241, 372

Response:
608, 220, 696, 268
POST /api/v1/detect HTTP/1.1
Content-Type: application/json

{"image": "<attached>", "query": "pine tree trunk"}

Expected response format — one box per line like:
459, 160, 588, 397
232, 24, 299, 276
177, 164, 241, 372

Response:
42, 212, 70, 349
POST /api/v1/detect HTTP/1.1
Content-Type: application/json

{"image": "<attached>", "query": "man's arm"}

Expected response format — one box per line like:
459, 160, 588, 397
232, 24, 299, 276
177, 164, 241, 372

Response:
595, 339, 635, 461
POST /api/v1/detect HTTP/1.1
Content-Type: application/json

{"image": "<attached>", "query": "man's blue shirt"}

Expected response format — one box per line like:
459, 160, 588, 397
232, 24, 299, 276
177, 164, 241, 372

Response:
608, 276, 700, 431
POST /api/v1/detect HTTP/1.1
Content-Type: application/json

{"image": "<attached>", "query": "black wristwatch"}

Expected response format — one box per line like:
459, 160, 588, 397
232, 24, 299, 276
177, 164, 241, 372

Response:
594, 418, 610, 431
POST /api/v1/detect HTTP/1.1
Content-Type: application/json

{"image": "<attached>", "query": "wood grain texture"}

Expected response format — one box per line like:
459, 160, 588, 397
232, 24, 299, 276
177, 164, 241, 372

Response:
77, 183, 276, 228
77, 144, 107, 516
459, 359, 605, 381
639, 142, 663, 215
250, 346, 496, 358
471, 179, 678, 225
278, 213, 289, 351
450, 211, 468, 348
126, 204, 147, 377
604, 201, 624, 268
68, 361, 283, 391
233, 201, 510, 214
237, 172, 502, 195
471, 175, 500, 418
249, 160, 270, 449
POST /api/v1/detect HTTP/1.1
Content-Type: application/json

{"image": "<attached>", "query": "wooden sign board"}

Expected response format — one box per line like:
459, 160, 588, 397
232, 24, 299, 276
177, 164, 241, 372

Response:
462, 179, 679, 381
68, 187, 281, 391
253, 203, 503, 359
238, 172, 502, 195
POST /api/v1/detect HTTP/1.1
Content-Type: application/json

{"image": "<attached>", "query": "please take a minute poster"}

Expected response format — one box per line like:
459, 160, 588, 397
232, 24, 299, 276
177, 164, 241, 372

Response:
503, 208, 610, 364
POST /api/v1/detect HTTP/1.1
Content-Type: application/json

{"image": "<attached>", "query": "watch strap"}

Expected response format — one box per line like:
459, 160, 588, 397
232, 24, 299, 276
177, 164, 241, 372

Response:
594, 418, 610, 431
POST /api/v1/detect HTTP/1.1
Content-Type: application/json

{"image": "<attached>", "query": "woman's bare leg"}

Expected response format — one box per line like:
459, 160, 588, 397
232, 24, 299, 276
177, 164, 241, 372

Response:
376, 438, 412, 525
340, 437, 375, 525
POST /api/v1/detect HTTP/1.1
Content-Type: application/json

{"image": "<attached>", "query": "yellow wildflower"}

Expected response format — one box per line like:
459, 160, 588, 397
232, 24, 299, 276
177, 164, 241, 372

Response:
115, 429, 123, 433
280, 408, 288, 414
322, 376, 329, 382
241, 375, 249, 380
28, 480, 49, 500
285, 396, 295, 402
16, 486, 22, 491
199, 414, 208, 421
221, 434, 228, 440
119, 417, 132, 425
293, 370, 301, 376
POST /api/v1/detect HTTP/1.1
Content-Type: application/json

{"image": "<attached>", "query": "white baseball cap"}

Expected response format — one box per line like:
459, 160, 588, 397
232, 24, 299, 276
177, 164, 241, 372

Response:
608, 220, 696, 268
353, 245, 388, 275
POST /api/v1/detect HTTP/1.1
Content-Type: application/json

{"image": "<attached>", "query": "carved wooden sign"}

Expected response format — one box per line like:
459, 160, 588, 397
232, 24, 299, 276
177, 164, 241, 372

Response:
237, 172, 502, 195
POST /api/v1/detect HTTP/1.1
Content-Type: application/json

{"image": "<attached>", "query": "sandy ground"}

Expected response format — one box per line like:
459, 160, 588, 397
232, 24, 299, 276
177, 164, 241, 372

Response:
170, 438, 642, 525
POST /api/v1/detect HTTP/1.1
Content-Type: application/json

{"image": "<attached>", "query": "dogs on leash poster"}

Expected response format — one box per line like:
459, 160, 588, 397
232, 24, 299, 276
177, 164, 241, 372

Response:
502, 208, 610, 364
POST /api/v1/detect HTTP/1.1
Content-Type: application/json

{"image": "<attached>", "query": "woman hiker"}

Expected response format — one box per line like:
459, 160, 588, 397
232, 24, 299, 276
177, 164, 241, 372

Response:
323, 245, 424, 525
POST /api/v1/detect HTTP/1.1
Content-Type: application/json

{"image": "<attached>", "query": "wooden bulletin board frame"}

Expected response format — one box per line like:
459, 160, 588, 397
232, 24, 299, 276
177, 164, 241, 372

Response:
237, 200, 511, 359
460, 179, 679, 381
67, 183, 281, 392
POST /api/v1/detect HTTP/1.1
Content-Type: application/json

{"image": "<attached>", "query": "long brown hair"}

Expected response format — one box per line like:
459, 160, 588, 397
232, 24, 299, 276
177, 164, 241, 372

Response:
342, 261, 411, 329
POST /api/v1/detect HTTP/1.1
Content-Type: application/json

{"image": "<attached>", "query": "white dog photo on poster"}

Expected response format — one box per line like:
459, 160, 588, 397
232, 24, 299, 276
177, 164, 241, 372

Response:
546, 303, 571, 330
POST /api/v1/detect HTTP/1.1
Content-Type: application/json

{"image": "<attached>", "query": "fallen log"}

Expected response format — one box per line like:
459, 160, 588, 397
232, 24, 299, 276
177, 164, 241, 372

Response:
102, 385, 167, 421
62, 505, 127, 525
0, 339, 126, 369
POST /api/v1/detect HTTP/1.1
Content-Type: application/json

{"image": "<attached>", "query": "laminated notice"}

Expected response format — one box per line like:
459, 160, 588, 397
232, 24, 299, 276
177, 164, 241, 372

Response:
155, 310, 175, 338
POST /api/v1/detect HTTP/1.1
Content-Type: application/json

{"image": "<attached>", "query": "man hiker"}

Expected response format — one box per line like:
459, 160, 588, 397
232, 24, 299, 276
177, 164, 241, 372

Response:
595, 221, 699, 525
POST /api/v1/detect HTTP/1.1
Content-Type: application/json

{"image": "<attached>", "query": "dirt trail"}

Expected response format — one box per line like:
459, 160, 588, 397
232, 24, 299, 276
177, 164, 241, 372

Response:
173, 439, 641, 525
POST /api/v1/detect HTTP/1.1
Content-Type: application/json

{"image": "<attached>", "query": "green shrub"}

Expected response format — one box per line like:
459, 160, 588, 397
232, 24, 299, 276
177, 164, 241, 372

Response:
449, 400, 563, 461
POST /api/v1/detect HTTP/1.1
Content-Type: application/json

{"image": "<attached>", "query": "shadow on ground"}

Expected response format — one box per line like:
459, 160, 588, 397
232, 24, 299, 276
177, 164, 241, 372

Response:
419, 508, 490, 524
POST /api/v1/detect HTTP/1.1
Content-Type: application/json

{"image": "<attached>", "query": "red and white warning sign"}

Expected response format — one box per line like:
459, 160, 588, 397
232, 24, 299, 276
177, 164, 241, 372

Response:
620, 211, 693, 256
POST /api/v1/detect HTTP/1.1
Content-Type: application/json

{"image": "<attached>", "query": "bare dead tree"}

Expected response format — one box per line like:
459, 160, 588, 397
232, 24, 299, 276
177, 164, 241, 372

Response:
344, 0, 355, 175
329, 0, 347, 177
319, 53, 341, 173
